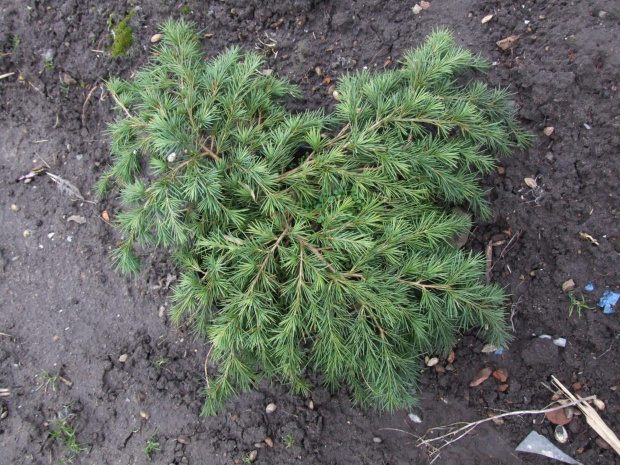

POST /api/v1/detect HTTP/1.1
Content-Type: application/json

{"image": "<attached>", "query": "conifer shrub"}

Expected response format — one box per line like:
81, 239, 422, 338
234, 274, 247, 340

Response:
97, 20, 530, 414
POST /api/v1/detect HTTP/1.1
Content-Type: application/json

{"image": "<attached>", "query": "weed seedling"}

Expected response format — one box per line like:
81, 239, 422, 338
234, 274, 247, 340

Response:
568, 291, 594, 317
151, 356, 170, 370
49, 413, 86, 456
144, 432, 161, 460
36, 370, 59, 393
284, 433, 295, 451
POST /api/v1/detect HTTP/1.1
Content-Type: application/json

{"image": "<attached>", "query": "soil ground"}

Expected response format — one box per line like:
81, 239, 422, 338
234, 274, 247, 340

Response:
1, 0, 619, 464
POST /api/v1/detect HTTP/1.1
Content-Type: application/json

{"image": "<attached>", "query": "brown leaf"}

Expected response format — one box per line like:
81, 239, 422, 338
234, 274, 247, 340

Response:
470, 367, 493, 387
546, 408, 572, 426
496, 35, 520, 51
492, 368, 508, 383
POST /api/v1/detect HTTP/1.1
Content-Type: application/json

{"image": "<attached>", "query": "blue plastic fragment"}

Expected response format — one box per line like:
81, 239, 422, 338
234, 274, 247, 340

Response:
494, 347, 504, 355
585, 283, 594, 292
598, 290, 620, 314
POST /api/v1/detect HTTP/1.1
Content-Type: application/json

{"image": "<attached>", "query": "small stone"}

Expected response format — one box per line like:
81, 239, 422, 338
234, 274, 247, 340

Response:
177, 435, 190, 445
497, 166, 505, 175
23, 230, 31, 238
491, 416, 504, 426
261, 69, 273, 77
62, 73, 77, 85
408, 413, 422, 423
598, 11, 607, 19
543, 126, 554, 136
249, 450, 258, 462
496, 35, 520, 51
492, 369, 508, 383
524, 177, 538, 189
562, 279, 576, 292
554, 425, 568, 443
596, 437, 610, 449
412, 4, 422, 14
498, 384, 509, 392
119, 354, 129, 363
426, 357, 439, 367
264, 437, 274, 448
67, 215, 86, 224
469, 367, 493, 387
47, 232, 55, 239
53, 335, 60, 341
481, 344, 498, 353
10, 204, 20, 212
546, 407, 572, 425
265, 403, 277, 414
167, 152, 177, 163
158, 306, 165, 318
315, 66, 323, 76
593, 398, 605, 411
447, 351, 455, 364
572, 382, 581, 391
481, 14, 493, 24
140, 411, 150, 420
308, 400, 314, 410
420, 0, 430, 9
151, 33, 164, 43
373, 436, 382, 443
332, 90, 341, 101
434, 365, 446, 373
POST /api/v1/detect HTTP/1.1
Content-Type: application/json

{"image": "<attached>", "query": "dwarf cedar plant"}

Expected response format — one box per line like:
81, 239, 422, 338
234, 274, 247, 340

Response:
97, 19, 530, 414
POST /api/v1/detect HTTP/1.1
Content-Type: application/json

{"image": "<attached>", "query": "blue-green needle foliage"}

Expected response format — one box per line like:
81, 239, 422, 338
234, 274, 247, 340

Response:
98, 20, 530, 414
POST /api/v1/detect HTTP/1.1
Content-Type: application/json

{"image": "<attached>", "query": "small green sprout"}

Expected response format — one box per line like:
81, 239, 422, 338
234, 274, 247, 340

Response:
284, 433, 295, 451
36, 370, 59, 393
144, 432, 161, 460
568, 291, 594, 317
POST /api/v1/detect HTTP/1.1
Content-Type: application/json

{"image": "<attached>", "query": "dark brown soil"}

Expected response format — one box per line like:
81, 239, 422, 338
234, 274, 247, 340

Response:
1, 1, 619, 464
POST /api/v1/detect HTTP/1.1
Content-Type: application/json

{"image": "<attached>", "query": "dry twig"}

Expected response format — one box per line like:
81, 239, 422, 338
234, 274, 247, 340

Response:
383, 395, 597, 463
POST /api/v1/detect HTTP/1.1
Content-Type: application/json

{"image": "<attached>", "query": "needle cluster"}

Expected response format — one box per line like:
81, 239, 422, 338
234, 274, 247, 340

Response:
98, 20, 529, 414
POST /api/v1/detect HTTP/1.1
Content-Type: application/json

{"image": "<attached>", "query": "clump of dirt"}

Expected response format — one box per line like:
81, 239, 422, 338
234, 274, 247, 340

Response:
0, 1, 619, 464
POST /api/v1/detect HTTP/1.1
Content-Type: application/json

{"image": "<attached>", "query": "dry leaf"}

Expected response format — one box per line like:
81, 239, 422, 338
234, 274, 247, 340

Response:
481, 14, 494, 24
524, 177, 538, 189
470, 367, 493, 387
496, 35, 520, 51
447, 351, 455, 364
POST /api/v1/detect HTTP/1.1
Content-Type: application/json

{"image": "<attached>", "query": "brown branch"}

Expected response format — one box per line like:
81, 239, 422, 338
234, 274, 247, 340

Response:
398, 278, 451, 291
109, 89, 132, 119
297, 238, 336, 273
